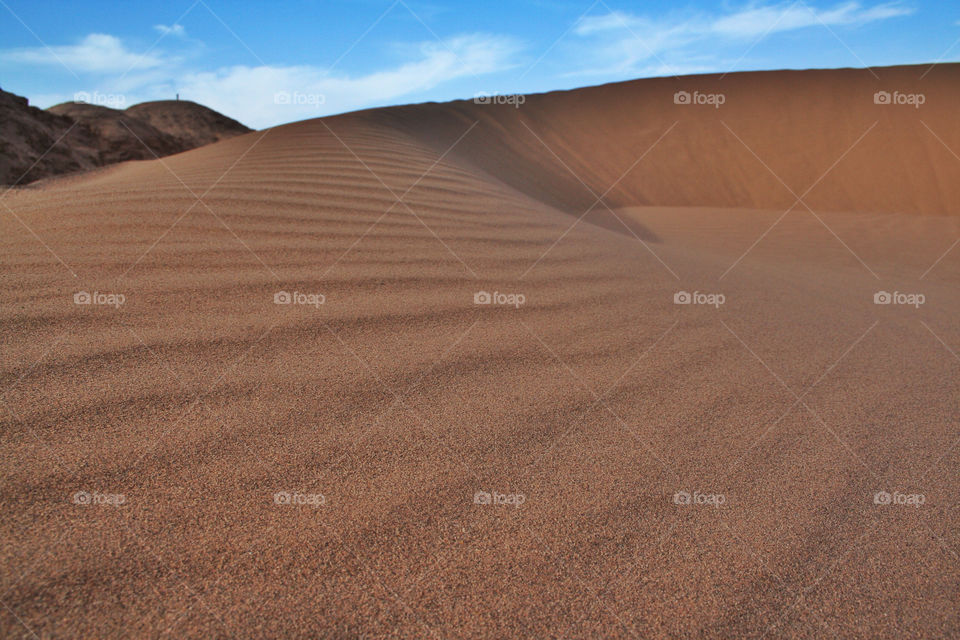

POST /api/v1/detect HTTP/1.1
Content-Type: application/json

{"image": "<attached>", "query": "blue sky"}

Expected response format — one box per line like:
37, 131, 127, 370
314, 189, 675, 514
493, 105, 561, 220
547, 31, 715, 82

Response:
0, 0, 956, 128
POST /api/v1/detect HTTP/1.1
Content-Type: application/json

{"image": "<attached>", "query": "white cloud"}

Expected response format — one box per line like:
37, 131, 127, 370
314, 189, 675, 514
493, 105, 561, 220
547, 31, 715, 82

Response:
170, 34, 521, 128
710, 2, 912, 37
154, 24, 187, 38
1, 33, 164, 73
572, 1, 913, 75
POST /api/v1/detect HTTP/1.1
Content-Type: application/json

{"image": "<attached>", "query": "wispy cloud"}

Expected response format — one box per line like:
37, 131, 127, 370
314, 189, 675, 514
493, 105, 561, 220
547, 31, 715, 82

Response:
710, 1, 912, 37
154, 24, 187, 38
172, 34, 522, 127
1, 33, 165, 73
570, 1, 913, 75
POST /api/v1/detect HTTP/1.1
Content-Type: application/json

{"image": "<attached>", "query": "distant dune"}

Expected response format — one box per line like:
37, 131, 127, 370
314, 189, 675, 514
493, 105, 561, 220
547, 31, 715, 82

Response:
370, 63, 960, 216
1, 65, 958, 638
1, 90, 250, 185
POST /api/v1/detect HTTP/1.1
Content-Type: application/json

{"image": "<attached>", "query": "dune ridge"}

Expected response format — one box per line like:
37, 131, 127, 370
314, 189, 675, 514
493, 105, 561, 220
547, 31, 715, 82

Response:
372, 63, 960, 217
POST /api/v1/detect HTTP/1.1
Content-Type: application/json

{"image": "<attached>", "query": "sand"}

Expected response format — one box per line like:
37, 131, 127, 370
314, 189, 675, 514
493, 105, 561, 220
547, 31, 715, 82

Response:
1, 64, 959, 638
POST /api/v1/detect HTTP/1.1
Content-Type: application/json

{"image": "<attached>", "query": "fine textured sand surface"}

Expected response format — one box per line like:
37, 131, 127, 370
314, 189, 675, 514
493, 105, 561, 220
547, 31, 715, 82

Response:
2, 65, 959, 638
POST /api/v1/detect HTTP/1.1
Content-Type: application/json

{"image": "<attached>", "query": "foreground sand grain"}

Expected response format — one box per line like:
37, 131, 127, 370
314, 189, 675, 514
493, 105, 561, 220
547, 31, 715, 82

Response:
1, 65, 959, 638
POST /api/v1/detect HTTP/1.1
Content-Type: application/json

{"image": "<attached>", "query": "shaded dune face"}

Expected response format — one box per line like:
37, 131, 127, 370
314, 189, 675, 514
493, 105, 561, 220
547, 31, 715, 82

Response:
1, 64, 959, 638
373, 63, 960, 217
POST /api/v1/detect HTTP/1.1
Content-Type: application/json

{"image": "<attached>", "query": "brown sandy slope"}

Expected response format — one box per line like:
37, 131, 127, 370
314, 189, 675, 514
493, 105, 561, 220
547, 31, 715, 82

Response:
378, 62, 960, 217
1, 64, 959, 638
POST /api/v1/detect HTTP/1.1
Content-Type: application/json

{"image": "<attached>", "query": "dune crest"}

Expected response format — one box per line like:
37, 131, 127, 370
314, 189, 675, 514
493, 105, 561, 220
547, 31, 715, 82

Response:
367, 63, 960, 216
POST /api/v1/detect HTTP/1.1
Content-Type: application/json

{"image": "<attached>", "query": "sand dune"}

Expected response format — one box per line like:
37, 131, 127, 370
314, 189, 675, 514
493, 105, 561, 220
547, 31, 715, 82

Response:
1, 64, 959, 638
378, 63, 960, 217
